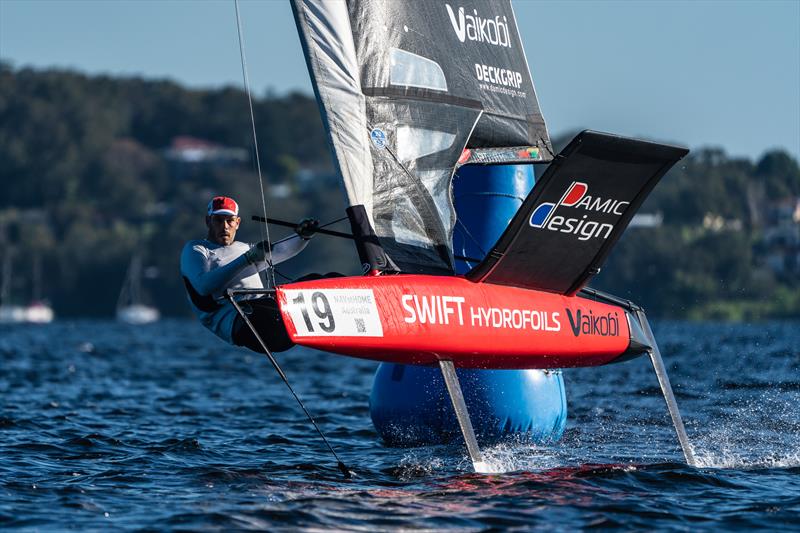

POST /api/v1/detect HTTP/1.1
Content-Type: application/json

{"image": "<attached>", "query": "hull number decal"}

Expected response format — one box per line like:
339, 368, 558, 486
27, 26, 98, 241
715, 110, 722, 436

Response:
283, 289, 383, 337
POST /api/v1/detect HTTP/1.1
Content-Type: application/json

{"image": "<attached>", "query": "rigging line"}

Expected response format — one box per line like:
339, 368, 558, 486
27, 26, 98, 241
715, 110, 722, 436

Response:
252, 216, 349, 230
252, 215, 483, 263
271, 267, 294, 282
454, 218, 488, 260
234, 0, 276, 288
252, 216, 351, 245
227, 292, 352, 479
318, 216, 349, 229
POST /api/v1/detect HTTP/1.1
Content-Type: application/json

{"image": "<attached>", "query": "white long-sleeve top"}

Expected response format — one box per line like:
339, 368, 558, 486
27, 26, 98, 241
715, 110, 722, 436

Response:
180, 236, 308, 343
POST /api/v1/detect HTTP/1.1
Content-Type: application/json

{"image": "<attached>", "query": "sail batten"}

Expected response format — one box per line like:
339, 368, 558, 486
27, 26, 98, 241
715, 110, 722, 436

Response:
292, 0, 552, 273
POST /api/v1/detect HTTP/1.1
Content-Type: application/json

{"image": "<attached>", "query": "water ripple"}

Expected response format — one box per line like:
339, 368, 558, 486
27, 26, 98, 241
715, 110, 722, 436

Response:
1, 319, 799, 529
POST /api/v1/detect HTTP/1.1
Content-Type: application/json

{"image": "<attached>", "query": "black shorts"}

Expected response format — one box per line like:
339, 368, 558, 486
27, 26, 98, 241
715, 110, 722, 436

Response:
231, 297, 294, 353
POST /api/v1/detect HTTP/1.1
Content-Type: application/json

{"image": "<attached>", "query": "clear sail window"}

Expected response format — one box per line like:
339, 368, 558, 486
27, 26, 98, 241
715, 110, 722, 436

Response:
396, 126, 456, 162
389, 48, 448, 92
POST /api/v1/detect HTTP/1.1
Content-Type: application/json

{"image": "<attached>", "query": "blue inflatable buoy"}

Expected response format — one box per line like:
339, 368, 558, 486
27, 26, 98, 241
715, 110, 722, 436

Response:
370, 364, 567, 446
369, 164, 568, 447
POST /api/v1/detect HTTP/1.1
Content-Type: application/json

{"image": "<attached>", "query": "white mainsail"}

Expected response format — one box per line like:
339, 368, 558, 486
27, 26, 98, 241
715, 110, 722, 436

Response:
291, 0, 552, 274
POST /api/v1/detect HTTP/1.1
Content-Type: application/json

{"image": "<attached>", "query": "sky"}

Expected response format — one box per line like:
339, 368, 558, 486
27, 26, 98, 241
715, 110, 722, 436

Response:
1, 0, 798, 160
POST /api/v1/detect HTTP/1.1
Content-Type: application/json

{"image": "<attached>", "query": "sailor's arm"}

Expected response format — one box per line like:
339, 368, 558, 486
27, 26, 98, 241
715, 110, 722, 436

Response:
180, 243, 250, 296
249, 236, 309, 272
248, 217, 317, 272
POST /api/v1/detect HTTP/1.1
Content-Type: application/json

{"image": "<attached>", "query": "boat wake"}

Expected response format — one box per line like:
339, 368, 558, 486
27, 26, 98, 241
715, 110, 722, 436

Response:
694, 449, 800, 470
465, 442, 565, 474
691, 436, 800, 470
689, 389, 800, 470
394, 441, 567, 476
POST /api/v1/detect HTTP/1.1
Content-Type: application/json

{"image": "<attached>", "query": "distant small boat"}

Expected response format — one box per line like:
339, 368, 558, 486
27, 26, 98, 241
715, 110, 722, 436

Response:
0, 253, 54, 324
117, 303, 160, 325
116, 254, 159, 325
23, 300, 54, 323
0, 303, 54, 324
0, 305, 26, 324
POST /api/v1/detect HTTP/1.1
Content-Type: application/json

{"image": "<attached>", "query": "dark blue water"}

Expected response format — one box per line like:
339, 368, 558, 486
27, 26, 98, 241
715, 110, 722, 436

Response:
2, 320, 799, 530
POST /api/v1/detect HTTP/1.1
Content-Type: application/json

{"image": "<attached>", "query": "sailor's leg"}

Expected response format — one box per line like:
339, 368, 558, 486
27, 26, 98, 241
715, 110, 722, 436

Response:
438, 360, 490, 473
232, 297, 294, 353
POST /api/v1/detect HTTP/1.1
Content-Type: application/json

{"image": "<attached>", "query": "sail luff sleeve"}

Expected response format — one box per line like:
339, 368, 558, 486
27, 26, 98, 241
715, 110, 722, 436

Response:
290, 0, 374, 221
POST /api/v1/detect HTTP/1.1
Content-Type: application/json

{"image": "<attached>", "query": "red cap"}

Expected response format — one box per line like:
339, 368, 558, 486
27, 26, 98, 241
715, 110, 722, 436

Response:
207, 196, 239, 216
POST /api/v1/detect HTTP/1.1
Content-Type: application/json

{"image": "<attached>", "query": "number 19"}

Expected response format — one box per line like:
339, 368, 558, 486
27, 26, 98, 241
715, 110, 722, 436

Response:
291, 291, 335, 333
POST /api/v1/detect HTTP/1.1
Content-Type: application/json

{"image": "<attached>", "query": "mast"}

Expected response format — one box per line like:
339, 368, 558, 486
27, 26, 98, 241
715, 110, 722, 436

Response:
31, 253, 42, 302
0, 220, 8, 305
129, 254, 142, 307
0, 252, 10, 306
116, 255, 134, 311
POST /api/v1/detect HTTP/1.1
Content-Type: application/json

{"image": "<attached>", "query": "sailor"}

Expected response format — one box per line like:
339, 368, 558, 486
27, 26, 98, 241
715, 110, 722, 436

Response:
180, 196, 318, 353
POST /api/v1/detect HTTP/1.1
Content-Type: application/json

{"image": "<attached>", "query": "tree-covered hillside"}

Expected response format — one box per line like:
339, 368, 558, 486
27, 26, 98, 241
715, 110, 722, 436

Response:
1, 63, 798, 319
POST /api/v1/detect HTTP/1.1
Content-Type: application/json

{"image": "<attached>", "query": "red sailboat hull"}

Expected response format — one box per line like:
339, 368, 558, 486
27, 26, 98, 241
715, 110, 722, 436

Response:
276, 275, 632, 369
